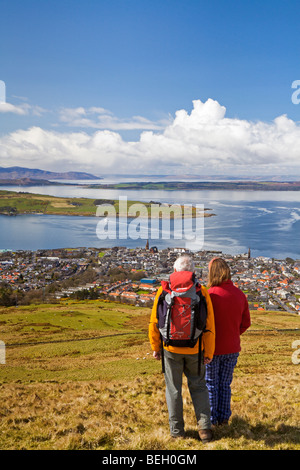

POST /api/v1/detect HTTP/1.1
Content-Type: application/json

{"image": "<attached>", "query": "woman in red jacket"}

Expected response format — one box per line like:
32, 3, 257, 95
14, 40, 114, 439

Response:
206, 258, 251, 426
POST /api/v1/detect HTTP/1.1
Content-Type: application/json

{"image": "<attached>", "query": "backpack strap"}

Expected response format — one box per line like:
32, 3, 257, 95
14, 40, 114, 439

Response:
164, 292, 174, 346
156, 286, 171, 373
160, 335, 165, 374
198, 331, 203, 376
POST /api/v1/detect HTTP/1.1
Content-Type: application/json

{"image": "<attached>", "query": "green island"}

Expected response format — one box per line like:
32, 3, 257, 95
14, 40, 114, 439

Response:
84, 180, 300, 191
0, 190, 215, 218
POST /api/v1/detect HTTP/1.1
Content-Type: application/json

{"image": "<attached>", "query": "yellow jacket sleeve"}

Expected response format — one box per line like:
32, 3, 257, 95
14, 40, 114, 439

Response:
148, 286, 163, 352
149, 284, 215, 359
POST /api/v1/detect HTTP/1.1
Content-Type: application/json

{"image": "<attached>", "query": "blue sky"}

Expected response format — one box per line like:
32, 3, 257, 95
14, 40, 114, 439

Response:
1, 0, 300, 177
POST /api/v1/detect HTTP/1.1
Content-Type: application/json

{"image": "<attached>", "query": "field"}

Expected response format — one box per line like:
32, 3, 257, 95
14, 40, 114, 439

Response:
0, 190, 124, 216
0, 300, 299, 450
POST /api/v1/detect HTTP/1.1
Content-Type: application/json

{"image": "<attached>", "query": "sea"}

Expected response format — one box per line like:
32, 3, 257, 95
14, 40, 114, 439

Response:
0, 177, 299, 260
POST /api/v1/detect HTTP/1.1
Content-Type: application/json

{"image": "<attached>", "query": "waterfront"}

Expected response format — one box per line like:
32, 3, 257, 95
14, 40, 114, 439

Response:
0, 183, 299, 259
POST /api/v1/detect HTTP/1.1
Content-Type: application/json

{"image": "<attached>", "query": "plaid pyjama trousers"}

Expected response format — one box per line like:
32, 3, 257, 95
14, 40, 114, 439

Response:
205, 353, 239, 425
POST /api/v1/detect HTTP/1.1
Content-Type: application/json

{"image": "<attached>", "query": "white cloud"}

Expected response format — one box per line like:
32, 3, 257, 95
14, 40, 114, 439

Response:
0, 102, 28, 115
1, 98, 300, 176
0, 101, 47, 117
58, 106, 169, 131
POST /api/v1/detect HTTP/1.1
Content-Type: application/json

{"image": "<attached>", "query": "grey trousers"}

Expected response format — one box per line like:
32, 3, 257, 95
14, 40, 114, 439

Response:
163, 349, 211, 437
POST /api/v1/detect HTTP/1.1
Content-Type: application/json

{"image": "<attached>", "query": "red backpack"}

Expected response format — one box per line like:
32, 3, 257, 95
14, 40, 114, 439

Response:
156, 271, 207, 374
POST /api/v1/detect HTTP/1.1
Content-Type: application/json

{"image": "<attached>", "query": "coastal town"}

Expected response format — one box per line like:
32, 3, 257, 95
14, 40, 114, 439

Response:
0, 244, 300, 314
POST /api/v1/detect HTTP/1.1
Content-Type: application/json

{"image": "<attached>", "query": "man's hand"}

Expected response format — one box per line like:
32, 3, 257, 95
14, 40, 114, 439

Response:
153, 350, 161, 360
204, 357, 212, 365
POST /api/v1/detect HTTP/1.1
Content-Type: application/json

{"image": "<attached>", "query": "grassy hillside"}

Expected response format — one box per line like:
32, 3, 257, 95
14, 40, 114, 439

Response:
0, 190, 117, 216
0, 300, 299, 450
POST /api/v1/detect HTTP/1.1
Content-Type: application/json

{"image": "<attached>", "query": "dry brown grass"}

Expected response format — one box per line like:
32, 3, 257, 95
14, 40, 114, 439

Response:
0, 302, 299, 450
0, 367, 298, 450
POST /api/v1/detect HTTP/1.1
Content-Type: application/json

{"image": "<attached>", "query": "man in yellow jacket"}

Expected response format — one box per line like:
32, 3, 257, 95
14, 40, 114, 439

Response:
149, 255, 215, 442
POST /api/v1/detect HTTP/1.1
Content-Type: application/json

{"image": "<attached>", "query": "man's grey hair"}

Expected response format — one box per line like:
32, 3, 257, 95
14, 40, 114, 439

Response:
173, 255, 195, 272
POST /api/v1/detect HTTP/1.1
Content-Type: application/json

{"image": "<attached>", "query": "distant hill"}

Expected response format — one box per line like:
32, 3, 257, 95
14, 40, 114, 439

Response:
0, 178, 60, 186
89, 180, 300, 191
0, 166, 100, 180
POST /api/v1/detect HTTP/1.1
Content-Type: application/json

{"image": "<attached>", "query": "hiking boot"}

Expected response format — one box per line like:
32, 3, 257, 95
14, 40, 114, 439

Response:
198, 428, 213, 443
170, 430, 185, 439
218, 420, 229, 426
